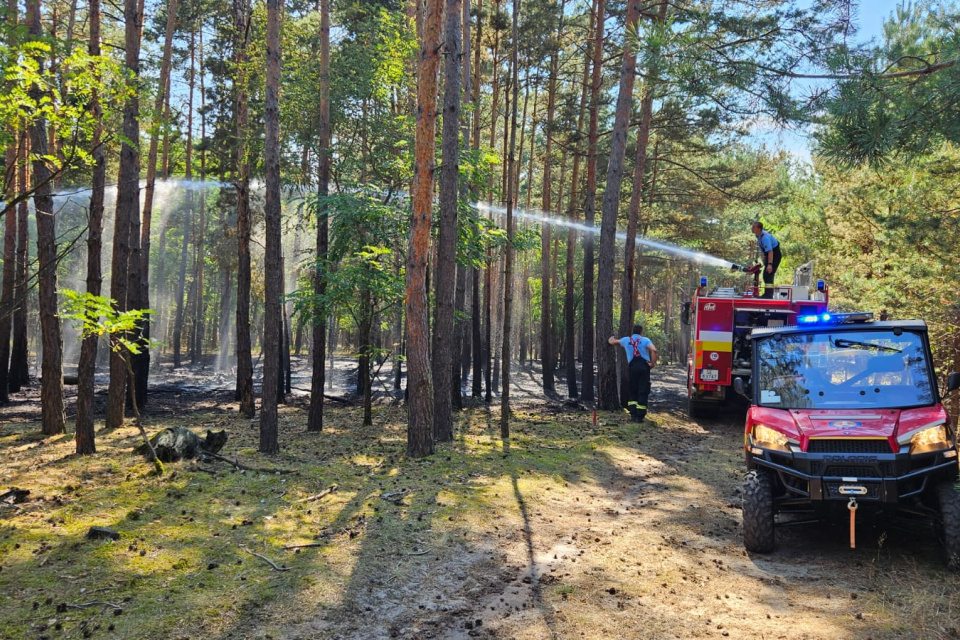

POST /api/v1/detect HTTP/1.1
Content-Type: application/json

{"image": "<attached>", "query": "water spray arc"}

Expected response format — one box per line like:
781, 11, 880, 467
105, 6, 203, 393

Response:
474, 202, 736, 269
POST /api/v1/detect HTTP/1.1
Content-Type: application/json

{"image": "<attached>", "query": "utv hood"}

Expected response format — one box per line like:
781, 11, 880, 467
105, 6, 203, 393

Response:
751, 405, 949, 452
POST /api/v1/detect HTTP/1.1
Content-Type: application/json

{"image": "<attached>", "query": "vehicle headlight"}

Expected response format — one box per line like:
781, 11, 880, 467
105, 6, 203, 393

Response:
752, 424, 790, 451
908, 424, 952, 454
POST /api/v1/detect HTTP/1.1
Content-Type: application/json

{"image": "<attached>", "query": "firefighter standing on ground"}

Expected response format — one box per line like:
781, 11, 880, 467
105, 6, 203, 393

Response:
608, 325, 658, 422
752, 221, 781, 298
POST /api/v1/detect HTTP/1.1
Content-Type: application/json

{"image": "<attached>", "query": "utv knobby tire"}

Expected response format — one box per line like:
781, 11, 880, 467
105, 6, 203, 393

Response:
742, 470, 775, 553
936, 482, 960, 570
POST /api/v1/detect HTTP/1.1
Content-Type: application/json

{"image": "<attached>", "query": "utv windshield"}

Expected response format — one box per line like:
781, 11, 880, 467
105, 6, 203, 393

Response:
754, 329, 935, 409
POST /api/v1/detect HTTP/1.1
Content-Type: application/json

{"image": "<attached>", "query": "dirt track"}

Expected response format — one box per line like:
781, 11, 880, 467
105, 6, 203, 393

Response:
2, 360, 960, 639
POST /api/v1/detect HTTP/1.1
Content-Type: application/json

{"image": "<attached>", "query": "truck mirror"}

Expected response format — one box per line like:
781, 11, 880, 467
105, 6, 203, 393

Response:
733, 377, 747, 398
681, 302, 691, 325
948, 372, 960, 393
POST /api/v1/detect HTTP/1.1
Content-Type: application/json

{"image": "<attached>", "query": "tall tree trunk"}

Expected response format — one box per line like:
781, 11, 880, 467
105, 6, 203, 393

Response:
486, 27, 499, 201
27, 0, 65, 435
105, 0, 142, 428
218, 266, 232, 368
596, 0, 642, 410
500, 0, 519, 438
581, 0, 604, 404
564, 167, 579, 399
407, 0, 442, 457
161, 75, 172, 178
308, 0, 330, 432
0, 0, 18, 404
135, 0, 178, 405
469, 0, 483, 400
540, 3, 564, 395
472, 264, 482, 397
191, 193, 205, 364
10, 135, 29, 391
617, 0, 666, 404
192, 27, 207, 366
0, 173, 13, 404
75, 0, 106, 453
359, 293, 373, 425
173, 199, 191, 368
432, 0, 462, 443
451, 0, 472, 412
174, 34, 194, 370
260, 0, 282, 454
234, 0, 254, 417
483, 248, 492, 401
0, 145, 14, 404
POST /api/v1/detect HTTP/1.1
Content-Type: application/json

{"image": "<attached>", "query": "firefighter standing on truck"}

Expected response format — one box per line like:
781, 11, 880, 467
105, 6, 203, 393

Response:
751, 221, 781, 298
608, 325, 658, 422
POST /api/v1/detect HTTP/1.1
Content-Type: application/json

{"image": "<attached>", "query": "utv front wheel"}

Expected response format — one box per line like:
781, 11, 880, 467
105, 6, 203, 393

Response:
936, 482, 960, 570
743, 470, 775, 553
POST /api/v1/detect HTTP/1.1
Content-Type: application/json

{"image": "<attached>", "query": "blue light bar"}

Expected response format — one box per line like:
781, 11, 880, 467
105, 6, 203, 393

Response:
817, 279, 825, 291
700, 277, 707, 287
796, 311, 873, 326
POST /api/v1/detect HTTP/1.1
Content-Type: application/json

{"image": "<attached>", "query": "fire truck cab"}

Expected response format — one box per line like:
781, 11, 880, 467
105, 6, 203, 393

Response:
686, 263, 829, 418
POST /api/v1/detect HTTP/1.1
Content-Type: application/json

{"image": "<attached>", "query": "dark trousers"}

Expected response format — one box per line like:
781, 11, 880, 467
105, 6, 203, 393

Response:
628, 357, 651, 416
761, 245, 783, 298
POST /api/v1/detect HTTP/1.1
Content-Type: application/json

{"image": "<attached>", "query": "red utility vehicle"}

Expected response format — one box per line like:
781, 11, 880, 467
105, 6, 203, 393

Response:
739, 313, 960, 566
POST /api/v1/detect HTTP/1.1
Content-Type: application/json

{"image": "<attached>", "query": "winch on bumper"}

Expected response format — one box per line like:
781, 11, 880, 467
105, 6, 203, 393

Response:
746, 438, 959, 507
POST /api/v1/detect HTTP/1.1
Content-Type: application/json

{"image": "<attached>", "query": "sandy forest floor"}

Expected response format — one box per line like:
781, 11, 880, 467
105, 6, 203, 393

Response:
2, 357, 960, 639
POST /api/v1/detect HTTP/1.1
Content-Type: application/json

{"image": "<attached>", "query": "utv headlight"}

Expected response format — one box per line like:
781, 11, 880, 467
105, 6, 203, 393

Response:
752, 424, 790, 451
907, 424, 952, 455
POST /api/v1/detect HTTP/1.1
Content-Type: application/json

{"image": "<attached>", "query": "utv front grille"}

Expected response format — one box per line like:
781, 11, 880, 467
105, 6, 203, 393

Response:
806, 439, 892, 454
810, 464, 896, 478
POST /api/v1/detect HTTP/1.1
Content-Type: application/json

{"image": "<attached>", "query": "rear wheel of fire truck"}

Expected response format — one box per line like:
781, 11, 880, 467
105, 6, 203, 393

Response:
687, 397, 711, 419
742, 470, 775, 553
936, 482, 960, 570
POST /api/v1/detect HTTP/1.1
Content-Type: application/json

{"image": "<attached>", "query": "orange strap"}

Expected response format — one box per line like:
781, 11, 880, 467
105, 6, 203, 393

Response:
848, 498, 858, 549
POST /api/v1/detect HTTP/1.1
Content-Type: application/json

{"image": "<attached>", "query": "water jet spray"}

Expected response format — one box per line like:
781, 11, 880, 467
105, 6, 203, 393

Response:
474, 202, 740, 270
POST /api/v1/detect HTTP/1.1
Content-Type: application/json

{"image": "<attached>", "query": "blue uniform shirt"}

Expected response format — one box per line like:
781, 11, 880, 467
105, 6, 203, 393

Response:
618, 335, 653, 364
757, 230, 779, 255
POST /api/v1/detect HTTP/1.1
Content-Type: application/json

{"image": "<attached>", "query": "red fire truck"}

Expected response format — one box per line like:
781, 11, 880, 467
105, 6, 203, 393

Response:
685, 264, 829, 418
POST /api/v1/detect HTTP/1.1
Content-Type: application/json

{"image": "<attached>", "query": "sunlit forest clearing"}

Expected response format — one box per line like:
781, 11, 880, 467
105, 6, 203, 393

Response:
3, 0, 960, 636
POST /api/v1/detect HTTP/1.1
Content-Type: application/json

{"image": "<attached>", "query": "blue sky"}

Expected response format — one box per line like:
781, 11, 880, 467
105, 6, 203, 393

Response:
755, 0, 904, 162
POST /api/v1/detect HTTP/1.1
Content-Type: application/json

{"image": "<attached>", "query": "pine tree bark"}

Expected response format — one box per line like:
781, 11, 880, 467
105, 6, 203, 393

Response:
106, 0, 143, 429
75, 0, 106, 453
259, 0, 282, 454
10, 137, 29, 392
500, 0, 520, 438
432, 0, 462, 443
308, 0, 330, 432
0, 0, 17, 404
564, 38, 590, 400
617, 0, 667, 406
483, 249, 492, 401
218, 266, 232, 367
192, 30, 207, 366
407, 0, 442, 457
27, 0, 65, 435
0, 141, 15, 404
451, 0, 472, 412
581, 0, 604, 404
540, 2, 564, 394
469, 0, 483, 400
233, 0, 254, 417
174, 29, 196, 369
135, 0, 178, 406
596, 0, 642, 410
